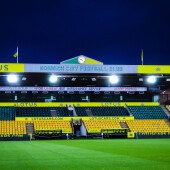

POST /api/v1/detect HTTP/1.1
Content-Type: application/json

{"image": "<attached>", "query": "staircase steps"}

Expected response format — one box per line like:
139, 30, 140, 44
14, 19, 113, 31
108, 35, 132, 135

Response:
85, 109, 93, 116
120, 122, 130, 132
164, 119, 170, 128
50, 110, 58, 117
161, 105, 170, 118
26, 123, 34, 134
67, 105, 78, 117
125, 105, 133, 116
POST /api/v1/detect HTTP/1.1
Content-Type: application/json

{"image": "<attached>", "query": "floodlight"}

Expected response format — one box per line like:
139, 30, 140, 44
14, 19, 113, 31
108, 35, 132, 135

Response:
109, 75, 119, 84
147, 76, 157, 84
7, 75, 18, 83
49, 75, 58, 83
71, 78, 76, 81
91, 78, 96, 81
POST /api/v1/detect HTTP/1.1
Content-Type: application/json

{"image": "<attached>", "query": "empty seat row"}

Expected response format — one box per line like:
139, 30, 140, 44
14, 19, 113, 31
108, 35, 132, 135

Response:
1, 119, 170, 135
0, 107, 16, 120
83, 120, 122, 131
83, 119, 170, 133
75, 106, 129, 116
33, 120, 72, 133
16, 107, 69, 117
0, 121, 26, 134
126, 120, 170, 133
0, 120, 73, 135
128, 106, 168, 119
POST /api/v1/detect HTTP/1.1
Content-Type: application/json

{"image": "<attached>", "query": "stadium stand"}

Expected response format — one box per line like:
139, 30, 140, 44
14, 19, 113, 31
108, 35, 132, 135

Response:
0, 102, 170, 138
0, 106, 15, 120
75, 106, 129, 116
33, 120, 72, 133
83, 119, 170, 133
16, 107, 69, 117
126, 120, 170, 133
127, 106, 168, 119
0, 121, 26, 135
83, 120, 122, 131
0, 120, 72, 135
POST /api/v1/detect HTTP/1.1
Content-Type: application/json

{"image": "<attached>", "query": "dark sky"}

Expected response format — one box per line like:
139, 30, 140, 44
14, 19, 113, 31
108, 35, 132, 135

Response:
0, 0, 170, 65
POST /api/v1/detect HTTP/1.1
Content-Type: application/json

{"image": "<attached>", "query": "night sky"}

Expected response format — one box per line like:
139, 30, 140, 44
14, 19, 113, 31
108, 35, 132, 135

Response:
0, 0, 170, 65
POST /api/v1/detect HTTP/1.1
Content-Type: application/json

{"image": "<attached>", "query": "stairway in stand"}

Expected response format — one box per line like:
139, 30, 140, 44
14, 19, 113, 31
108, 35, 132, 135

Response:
164, 119, 170, 128
51, 110, 57, 117
161, 105, 170, 118
26, 123, 35, 139
120, 122, 130, 132
85, 109, 93, 116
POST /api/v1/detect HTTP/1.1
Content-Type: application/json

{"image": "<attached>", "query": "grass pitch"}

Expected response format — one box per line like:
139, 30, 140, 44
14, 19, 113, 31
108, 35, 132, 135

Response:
0, 139, 170, 170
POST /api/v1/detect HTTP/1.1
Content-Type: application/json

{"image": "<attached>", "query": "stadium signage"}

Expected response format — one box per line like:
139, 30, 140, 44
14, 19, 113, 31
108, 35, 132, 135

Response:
138, 65, 170, 74
0, 134, 24, 137
15, 102, 37, 107
138, 132, 170, 135
0, 63, 169, 74
0, 86, 147, 92
101, 102, 121, 107
0, 64, 8, 71
60, 55, 103, 64
0, 102, 159, 107
0, 64, 24, 72
136, 132, 170, 139
24, 64, 138, 73
88, 117, 133, 120
88, 128, 128, 134
15, 116, 134, 121
0, 134, 30, 141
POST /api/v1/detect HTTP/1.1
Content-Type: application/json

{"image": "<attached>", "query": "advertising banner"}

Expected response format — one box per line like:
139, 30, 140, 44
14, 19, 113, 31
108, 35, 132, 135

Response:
15, 116, 134, 121
0, 64, 24, 72
136, 132, 170, 139
0, 102, 159, 107
0, 86, 147, 92
0, 134, 30, 141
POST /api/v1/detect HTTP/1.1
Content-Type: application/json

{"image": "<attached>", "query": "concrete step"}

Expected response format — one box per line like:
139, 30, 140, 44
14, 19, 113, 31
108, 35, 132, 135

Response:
125, 105, 133, 116
26, 123, 34, 134
51, 110, 57, 117
161, 105, 170, 118
164, 119, 170, 128
86, 109, 93, 116
67, 105, 78, 117
120, 122, 130, 132
120, 122, 128, 128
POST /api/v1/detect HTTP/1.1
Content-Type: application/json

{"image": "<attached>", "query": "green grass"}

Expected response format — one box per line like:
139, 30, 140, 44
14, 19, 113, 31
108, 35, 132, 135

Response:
0, 139, 170, 170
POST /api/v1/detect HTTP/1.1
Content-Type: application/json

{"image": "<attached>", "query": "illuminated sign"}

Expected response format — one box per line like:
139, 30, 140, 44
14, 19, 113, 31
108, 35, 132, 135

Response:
0, 86, 147, 92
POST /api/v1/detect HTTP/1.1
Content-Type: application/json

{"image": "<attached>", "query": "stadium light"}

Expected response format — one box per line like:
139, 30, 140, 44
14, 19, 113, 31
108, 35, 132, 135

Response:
109, 75, 119, 84
49, 75, 58, 83
7, 74, 18, 83
91, 78, 96, 81
71, 78, 76, 81
147, 76, 157, 84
